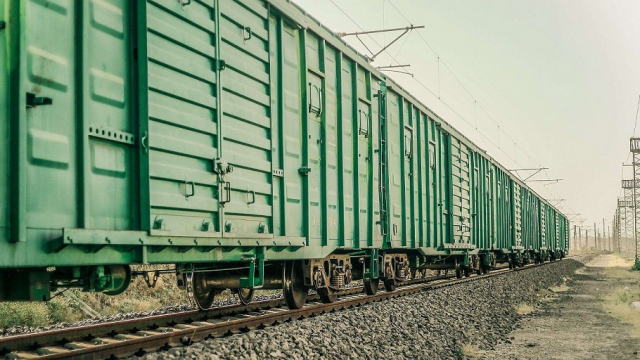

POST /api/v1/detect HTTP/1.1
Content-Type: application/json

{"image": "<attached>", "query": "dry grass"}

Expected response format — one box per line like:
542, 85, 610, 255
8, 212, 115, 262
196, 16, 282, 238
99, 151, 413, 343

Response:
549, 284, 570, 293
459, 344, 479, 359
0, 265, 188, 328
516, 303, 535, 315
601, 269, 640, 338
604, 267, 640, 281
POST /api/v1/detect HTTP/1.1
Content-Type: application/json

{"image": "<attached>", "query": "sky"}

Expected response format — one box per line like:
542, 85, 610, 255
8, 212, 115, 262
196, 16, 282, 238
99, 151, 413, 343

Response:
292, 0, 640, 233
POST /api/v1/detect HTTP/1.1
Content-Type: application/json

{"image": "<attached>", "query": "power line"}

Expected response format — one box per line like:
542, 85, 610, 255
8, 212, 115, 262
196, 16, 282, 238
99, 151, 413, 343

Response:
325, 0, 571, 208
326, 0, 525, 167
386, 0, 545, 169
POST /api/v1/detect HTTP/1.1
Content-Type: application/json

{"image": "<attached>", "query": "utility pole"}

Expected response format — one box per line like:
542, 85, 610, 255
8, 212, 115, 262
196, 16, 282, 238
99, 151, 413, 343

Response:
594, 222, 597, 252
631, 138, 640, 266
573, 225, 578, 255
586, 230, 589, 252
600, 219, 607, 250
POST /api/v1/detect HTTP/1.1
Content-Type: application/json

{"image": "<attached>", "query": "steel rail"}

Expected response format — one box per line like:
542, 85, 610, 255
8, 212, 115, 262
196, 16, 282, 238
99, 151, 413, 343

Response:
0, 260, 564, 360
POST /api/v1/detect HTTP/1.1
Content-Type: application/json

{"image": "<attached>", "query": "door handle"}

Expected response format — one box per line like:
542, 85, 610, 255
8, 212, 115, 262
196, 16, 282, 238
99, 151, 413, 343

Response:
184, 181, 195, 199
221, 182, 232, 205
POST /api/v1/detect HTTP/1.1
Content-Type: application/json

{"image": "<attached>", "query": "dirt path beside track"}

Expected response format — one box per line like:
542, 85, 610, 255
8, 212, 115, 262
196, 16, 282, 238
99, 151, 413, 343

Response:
480, 254, 640, 360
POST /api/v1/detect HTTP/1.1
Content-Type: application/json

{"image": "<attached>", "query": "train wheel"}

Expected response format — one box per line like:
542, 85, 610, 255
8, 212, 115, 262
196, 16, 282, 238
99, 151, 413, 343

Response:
464, 267, 471, 278
236, 288, 255, 305
318, 288, 338, 303
476, 268, 482, 276
455, 265, 463, 279
283, 260, 307, 310
420, 269, 428, 278
383, 279, 396, 292
191, 272, 216, 310
364, 277, 379, 295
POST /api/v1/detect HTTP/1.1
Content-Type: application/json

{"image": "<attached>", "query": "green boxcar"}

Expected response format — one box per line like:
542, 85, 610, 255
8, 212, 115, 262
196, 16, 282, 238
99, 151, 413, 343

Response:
0, 0, 567, 305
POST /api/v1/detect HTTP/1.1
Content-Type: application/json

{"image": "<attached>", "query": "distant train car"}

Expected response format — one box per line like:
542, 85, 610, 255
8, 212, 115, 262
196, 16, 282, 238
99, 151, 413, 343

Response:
0, 0, 567, 309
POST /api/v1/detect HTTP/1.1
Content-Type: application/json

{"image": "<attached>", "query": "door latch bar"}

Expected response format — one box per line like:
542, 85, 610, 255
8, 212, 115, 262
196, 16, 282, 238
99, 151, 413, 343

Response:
26, 93, 52, 108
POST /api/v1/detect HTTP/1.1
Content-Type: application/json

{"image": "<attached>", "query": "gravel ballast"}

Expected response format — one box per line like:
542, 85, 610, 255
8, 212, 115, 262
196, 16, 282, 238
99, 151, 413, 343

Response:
131, 259, 583, 360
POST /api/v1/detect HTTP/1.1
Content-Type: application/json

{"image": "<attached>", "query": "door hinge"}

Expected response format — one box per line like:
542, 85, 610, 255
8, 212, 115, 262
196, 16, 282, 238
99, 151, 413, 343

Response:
0, 21, 6, 30
298, 166, 311, 176
26, 93, 52, 108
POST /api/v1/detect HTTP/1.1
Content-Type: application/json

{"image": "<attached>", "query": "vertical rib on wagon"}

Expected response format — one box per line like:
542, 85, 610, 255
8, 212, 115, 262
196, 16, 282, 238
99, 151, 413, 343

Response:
0, 0, 11, 244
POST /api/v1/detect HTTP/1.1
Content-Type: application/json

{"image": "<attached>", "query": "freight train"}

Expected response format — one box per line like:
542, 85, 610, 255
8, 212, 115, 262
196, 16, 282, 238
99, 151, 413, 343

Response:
0, 0, 568, 310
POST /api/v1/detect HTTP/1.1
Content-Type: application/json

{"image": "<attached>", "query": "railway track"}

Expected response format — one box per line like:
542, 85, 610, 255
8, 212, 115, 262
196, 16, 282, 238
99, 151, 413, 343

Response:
0, 260, 563, 360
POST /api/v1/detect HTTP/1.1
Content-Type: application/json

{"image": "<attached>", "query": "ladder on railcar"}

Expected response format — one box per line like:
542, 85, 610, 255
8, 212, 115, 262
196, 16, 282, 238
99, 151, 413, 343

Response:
376, 82, 390, 242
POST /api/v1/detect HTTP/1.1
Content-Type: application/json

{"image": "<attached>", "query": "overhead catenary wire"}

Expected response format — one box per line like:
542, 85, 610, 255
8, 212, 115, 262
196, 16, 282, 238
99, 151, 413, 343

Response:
386, 0, 545, 170
326, 0, 525, 168
325, 0, 569, 211
384, 0, 571, 208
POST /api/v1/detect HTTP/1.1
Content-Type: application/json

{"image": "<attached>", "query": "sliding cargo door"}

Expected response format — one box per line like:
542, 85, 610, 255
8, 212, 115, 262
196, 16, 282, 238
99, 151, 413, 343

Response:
146, 0, 221, 236
219, 0, 272, 238
22, 0, 79, 238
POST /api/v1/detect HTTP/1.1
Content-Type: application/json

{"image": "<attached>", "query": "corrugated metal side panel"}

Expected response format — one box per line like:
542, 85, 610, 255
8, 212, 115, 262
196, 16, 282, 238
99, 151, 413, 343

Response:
546, 206, 557, 250
437, 126, 448, 247
83, 0, 134, 230
426, 117, 440, 249
324, 44, 340, 243
340, 57, 355, 243
269, 15, 281, 236
471, 152, 491, 251
305, 31, 323, 241
220, 0, 273, 237
451, 137, 471, 244
24, 0, 79, 232
540, 202, 546, 247
493, 168, 513, 249
146, 0, 221, 235
401, 100, 414, 247
356, 66, 372, 247
513, 182, 522, 247
371, 79, 383, 246
387, 91, 403, 246
555, 213, 560, 250
520, 188, 540, 251
279, 19, 304, 238
0, 0, 7, 241
416, 112, 428, 248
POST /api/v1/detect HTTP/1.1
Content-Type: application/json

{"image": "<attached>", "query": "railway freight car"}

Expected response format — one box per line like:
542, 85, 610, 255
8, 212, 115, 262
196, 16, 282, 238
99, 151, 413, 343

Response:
0, 0, 568, 309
